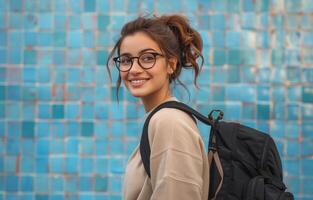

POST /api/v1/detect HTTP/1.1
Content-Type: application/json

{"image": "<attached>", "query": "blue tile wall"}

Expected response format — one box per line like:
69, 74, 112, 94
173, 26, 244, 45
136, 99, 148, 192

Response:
1, 0, 312, 199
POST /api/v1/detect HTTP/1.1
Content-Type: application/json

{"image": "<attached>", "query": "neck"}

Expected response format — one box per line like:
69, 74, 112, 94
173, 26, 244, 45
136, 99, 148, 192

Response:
142, 90, 173, 113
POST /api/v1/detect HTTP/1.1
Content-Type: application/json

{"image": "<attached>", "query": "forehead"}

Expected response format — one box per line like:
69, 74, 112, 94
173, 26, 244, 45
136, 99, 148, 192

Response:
119, 31, 161, 55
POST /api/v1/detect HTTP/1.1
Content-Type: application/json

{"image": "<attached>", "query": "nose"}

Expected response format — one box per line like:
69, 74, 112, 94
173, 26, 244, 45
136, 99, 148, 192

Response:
129, 58, 143, 73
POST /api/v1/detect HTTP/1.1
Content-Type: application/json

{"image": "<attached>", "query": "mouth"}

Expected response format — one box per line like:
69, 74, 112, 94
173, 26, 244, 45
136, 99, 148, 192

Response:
129, 79, 149, 87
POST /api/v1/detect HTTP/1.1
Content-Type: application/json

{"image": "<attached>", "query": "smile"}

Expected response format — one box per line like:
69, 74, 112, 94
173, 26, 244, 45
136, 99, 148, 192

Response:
129, 79, 149, 87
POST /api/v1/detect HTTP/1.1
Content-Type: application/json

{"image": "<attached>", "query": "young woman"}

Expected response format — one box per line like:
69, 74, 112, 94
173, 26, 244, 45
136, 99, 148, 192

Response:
107, 14, 209, 200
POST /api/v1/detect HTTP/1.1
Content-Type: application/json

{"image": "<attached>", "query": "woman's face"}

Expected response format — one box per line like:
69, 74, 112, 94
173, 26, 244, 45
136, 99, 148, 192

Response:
119, 31, 176, 103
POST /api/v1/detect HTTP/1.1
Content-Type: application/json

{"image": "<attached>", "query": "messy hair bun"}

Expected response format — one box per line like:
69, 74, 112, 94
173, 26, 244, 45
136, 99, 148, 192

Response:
159, 15, 203, 83
107, 14, 204, 99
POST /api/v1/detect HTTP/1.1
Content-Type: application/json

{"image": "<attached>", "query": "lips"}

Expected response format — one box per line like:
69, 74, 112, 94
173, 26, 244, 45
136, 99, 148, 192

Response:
128, 78, 149, 87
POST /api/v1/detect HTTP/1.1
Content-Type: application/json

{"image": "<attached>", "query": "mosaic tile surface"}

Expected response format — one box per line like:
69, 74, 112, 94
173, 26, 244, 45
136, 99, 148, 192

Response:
1, 0, 313, 199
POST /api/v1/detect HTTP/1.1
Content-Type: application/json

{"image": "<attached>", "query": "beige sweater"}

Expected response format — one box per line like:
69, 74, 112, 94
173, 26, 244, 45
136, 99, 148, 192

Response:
123, 99, 210, 200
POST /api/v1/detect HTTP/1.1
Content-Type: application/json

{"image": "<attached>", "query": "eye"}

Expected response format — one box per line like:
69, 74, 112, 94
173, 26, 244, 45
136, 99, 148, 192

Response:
119, 56, 132, 65
140, 53, 155, 63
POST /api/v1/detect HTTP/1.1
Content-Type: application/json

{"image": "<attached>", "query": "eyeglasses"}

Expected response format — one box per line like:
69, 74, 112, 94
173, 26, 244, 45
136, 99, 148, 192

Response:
113, 52, 164, 72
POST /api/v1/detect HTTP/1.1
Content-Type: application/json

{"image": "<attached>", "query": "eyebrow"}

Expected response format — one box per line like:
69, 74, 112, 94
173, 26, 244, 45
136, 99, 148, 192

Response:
120, 48, 159, 56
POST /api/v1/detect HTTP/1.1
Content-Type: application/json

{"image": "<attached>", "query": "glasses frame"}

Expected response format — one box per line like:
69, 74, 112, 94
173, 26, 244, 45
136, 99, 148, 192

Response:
113, 52, 164, 72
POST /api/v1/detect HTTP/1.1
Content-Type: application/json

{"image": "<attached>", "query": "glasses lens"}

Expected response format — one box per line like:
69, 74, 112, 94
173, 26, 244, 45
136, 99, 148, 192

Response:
117, 56, 132, 71
139, 53, 156, 69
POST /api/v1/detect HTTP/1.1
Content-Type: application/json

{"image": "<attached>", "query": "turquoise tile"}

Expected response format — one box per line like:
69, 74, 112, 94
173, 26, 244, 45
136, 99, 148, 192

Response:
52, 104, 64, 119
157, 0, 182, 13
97, 0, 110, 13
68, 31, 82, 48
95, 176, 108, 192
21, 139, 34, 156
302, 86, 313, 103
109, 176, 122, 193
225, 103, 241, 120
36, 157, 49, 173
5, 156, 17, 173
20, 156, 34, 173
210, 14, 225, 30
36, 139, 50, 156
65, 176, 79, 193
0, 50, 6, 64
34, 175, 49, 193
285, 0, 302, 13
6, 175, 19, 192
241, 13, 256, 30
22, 121, 35, 138
66, 138, 79, 154
302, 104, 313, 120
6, 139, 20, 156
54, 32, 66, 47
95, 158, 109, 174
213, 50, 226, 65
50, 176, 64, 192
242, 49, 255, 65
82, 103, 94, 119
83, 32, 96, 48
227, 0, 240, 13
23, 67, 36, 83
256, 0, 269, 12
68, 0, 82, 13
7, 85, 20, 101
0, 103, 4, 118
95, 122, 109, 138
21, 176, 34, 192
80, 176, 93, 191
36, 122, 50, 138
9, 14, 24, 29
95, 103, 109, 119
8, 49, 22, 64
50, 140, 64, 154
303, 48, 313, 65
23, 50, 37, 64
303, 0, 313, 12
97, 50, 108, 65
84, 0, 96, 12
39, 14, 53, 30
65, 104, 80, 119
54, 15, 67, 30
80, 139, 95, 154
257, 31, 270, 48
0, 68, 5, 83
257, 103, 270, 120
226, 31, 241, 48
109, 139, 123, 155
80, 157, 94, 174
54, 0, 66, 12
21, 103, 35, 120
81, 122, 94, 137
287, 67, 301, 83
67, 122, 80, 137
304, 68, 313, 83
243, 0, 255, 11
0, 31, 6, 47
66, 157, 78, 173
38, 32, 53, 47
227, 49, 241, 65
38, 104, 51, 119
51, 122, 65, 138
98, 15, 110, 31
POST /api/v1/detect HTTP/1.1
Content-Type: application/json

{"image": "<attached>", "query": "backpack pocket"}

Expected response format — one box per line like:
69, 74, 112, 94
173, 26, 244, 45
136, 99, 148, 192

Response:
244, 176, 294, 200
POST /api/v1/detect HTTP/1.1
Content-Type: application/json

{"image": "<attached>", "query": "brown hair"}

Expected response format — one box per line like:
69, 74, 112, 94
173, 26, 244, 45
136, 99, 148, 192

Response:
106, 14, 204, 100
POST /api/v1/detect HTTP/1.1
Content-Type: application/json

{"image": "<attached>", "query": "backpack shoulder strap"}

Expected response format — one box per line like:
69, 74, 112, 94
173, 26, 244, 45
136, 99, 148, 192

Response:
140, 101, 213, 177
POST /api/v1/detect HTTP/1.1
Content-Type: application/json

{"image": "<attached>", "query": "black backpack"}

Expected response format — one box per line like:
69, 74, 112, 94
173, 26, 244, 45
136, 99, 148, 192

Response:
140, 101, 294, 200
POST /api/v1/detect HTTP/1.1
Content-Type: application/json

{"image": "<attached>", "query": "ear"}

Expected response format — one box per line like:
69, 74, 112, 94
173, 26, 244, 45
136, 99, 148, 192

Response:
167, 57, 177, 74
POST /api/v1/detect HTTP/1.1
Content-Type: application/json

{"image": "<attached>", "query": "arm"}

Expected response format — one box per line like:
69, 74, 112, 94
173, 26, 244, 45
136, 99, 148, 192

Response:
148, 108, 206, 200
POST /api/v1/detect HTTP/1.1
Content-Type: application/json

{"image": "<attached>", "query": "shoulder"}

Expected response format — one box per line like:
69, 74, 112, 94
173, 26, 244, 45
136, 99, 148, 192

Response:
150, 107, 196, 127
147, 108, 199, 144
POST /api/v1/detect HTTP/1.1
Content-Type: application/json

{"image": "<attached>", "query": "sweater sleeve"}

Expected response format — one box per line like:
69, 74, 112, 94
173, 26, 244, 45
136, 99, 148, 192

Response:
148, 108, 206, 200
